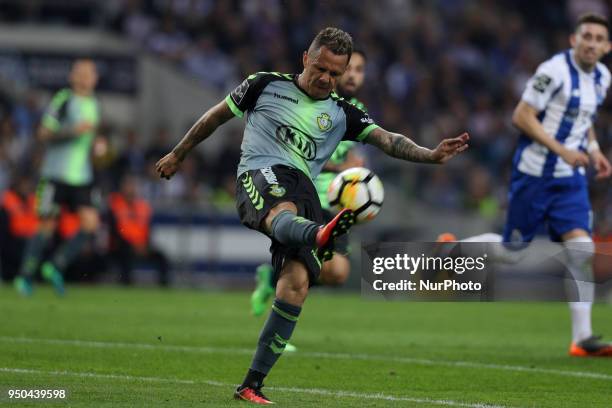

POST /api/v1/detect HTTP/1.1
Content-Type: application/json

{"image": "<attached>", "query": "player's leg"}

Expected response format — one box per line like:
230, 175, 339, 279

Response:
43, 184, 99, 293
15, 179, 58, 295
251, 201, 308, 316
253, 209, 353, 313
459, 233, 503, 242
562, 229, 596, 351
562, 229, 612, 356
550, 180, 612, 356
263, 200, 354, 261
559, 229, 611, 356
15, 217, 56, 295
436, 232, 528, 264
235, 168, 354, 403
318, 209, 351, 285
248, 201, 311, 318
250, 199, 351, 348
319, 253, 350, 285
263, 201, 320, 245
236, 252, 310, 403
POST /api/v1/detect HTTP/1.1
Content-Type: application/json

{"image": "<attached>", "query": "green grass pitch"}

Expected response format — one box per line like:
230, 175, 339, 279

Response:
0, 285, 611, 407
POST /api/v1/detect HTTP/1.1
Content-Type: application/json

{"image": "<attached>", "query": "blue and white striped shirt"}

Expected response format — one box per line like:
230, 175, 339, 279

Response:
513, 49, 610, 179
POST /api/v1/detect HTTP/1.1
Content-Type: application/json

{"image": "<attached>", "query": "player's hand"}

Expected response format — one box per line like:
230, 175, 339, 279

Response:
156, 152, 181, 180
559, 148, 589, 168
430, 132, 469, 164
590, 150, 612, 179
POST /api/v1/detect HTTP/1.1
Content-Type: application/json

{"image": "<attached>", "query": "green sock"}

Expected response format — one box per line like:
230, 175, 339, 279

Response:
270, 210, 319, 247
52, 231, 90, 271
20, 232, 51, 277
249, 299, 301, 377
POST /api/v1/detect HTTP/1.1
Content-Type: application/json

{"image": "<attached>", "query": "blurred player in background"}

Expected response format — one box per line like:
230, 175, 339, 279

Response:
14, 59, 101, 296
439, 13, 612, 357
250, 50, 367, 319
156, 27, 468, 404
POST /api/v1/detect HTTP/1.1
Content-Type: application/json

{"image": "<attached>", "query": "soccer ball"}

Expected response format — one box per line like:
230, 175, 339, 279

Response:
327, 167, 384, 223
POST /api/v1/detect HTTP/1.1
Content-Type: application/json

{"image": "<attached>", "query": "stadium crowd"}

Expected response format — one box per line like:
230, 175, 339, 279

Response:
0, 0, 611, 278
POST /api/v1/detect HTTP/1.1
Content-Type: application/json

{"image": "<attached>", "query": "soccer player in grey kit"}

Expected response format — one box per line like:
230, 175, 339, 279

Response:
156, 27, 469, 404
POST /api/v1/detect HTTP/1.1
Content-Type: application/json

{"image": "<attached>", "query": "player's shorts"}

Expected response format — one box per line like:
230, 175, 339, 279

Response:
322, 208, 350, 256
502, 172, 591, 243
236, 165, 324, 286
35, 179, 98, 217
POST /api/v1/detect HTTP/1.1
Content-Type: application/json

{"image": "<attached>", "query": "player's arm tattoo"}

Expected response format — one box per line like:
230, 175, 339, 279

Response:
171, 100, 235, 161
366, 128, 434, 163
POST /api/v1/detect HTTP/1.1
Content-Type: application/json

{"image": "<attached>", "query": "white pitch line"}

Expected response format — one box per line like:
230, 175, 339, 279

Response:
1, 336, 611, 382
0, 367, 196, 385
0, 367, 507, 408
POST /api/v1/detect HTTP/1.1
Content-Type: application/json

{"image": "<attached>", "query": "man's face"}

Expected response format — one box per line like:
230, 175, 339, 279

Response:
571, 23, 610, 69
301, 46, 349, 99
70, 60, 99, 94
337, 52, 365, 97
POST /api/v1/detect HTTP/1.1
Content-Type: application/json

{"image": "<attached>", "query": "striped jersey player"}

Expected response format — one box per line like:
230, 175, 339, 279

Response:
504, 13, 612, 357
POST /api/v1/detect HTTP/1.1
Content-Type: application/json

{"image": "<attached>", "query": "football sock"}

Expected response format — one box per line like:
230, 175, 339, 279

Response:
564, 236, 595, 343
20, 232, 52, 277
241, 369, 266, 390
52, 231, 91, 271
460, 233, 503, 242
569, 302, 592, 343
270, 210, 319, 247
243, 299, 301, 387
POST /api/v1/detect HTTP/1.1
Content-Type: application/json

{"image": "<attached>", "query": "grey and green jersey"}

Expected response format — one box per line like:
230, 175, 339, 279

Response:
40, 88, 100, 186
315, 97, 366, 209
225, 72, 378, 180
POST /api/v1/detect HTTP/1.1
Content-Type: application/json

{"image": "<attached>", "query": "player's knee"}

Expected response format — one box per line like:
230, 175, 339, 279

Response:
276, 280, 309, 305
320, 256, 350, 285
285, 273, 309, 295
564, 236, 594, 267
276, 261, 310, 304
263, 201, 298, 233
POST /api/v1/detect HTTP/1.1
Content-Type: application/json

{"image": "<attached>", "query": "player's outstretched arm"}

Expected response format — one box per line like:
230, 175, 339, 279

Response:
156, 100, 235, 179
365, 127, 469, 164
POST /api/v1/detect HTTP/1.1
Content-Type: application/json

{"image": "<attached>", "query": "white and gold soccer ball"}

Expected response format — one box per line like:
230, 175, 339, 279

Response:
327, 167, 384, 224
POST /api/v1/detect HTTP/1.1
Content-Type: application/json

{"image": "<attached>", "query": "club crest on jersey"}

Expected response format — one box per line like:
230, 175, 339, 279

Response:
317, 113, 332, 131
269, 184, 286, 197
